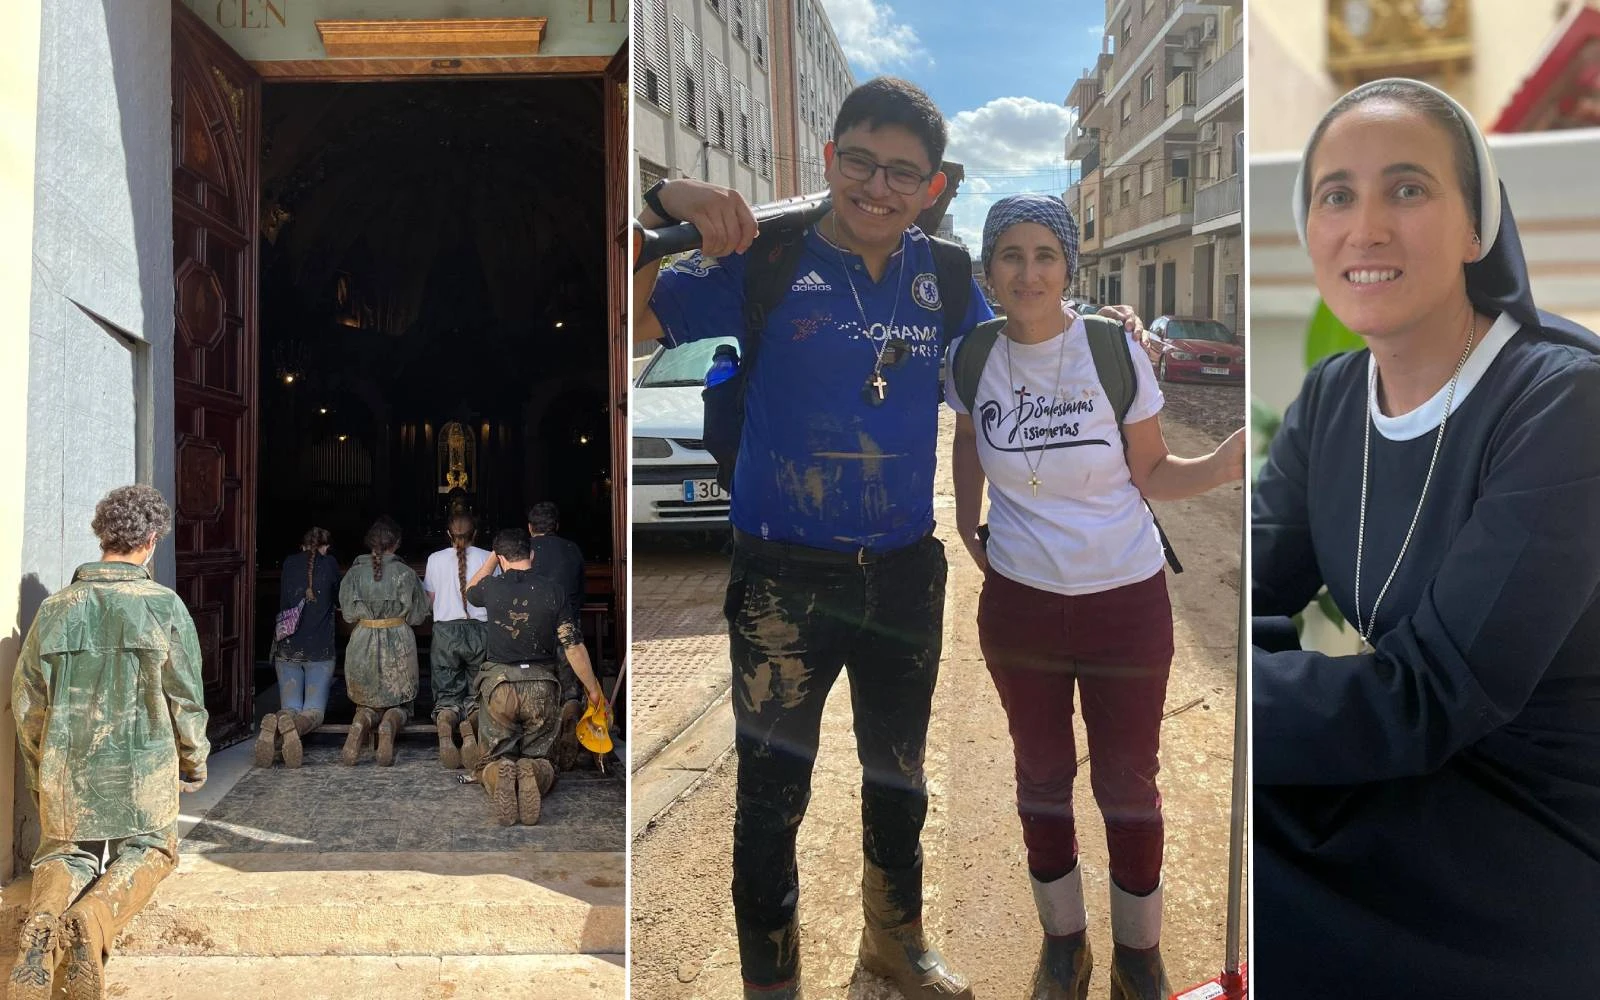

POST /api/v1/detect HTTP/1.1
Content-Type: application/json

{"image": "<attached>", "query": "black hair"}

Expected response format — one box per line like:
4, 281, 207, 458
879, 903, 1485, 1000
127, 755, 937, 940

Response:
526, 502, 560, 535
1305, 79, 1481, 232
492, 528, 531, 562
833, 76, 947, 170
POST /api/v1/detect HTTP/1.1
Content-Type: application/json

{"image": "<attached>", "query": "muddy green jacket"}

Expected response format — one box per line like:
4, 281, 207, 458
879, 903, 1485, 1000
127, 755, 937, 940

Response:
339, 554, 430, 709
12, 561, 211, 842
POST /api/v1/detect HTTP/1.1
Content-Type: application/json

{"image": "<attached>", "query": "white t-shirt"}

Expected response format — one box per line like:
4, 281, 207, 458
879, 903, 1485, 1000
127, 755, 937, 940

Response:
946, 313, 1167, 596
424, 545, 492, 622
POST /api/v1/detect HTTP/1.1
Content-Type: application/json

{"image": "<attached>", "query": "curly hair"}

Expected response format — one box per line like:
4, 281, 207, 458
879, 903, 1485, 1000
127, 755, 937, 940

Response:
92, 485, 173, 555
526, 502, 560, 535
364, 518, 400, 581
301, 527, 331, 601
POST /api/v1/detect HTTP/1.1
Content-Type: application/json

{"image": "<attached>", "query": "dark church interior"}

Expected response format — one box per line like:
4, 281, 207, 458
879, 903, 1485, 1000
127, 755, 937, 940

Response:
252, 78, 611, 667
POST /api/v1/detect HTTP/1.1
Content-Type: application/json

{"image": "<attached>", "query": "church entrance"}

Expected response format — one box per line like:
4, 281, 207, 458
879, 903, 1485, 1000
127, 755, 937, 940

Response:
172, 4, 629, 743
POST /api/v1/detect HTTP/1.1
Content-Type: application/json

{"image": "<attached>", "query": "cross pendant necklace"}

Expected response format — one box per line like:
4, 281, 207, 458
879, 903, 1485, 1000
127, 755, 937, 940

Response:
870, 370, 888, 400
1027, 470, 1041, 497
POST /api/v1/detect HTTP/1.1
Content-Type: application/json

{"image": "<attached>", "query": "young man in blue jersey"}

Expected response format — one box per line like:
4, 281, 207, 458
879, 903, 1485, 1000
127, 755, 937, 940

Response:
634, 77, 1136, 1000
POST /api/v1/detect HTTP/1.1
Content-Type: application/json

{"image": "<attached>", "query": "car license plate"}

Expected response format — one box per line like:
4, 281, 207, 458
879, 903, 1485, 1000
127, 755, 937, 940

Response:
683, 478, 727, 503
1201, 366, 1231, 375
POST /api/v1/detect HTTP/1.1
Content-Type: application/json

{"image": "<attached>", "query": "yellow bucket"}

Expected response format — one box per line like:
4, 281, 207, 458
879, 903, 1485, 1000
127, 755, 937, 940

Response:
576, 697, 613, 754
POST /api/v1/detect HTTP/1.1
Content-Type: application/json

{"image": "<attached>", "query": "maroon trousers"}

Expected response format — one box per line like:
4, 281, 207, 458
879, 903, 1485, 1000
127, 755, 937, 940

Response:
978, 567, 1174, 894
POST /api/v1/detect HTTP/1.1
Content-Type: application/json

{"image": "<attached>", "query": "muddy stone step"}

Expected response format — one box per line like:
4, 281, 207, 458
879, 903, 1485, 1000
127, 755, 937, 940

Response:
0, 851, 622, 959
48, 954, 624, 999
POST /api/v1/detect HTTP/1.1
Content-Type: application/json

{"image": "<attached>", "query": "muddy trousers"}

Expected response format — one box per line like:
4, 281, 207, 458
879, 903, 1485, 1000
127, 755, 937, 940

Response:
474, 671, 562, 766
10, 826, 178, 994
430, 620, 487, 720
725, 533, 947, 989
978, 568, 1174, 894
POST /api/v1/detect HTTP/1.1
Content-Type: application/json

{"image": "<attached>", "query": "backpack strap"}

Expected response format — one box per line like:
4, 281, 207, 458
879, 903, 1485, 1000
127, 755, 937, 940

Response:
740, 227, 813, 374
951, 317, 1008, 413
928, 236, 972, 341
1082, 313, 1137, 424
1081, 312, 1185, 574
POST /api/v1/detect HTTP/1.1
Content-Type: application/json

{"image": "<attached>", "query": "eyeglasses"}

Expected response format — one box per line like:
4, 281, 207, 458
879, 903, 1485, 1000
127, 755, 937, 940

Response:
834, 149, 935, 196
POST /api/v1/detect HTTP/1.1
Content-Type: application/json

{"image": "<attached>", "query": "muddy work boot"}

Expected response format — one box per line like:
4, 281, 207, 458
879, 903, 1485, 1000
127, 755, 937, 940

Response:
743, 982, 802, 999
514, 758, 557, 825
435, 709, 461, 769
482, 759, 518, 826
281, 711, 318, 769
1028, 865, 1092, 1000
7, 860, 84, 1000
342, 706, 377, 766
252, 712, 278, 768
459, 714, 482, 773
60, 845, 174, 1000
375, 708, 406, 767
858, 922, 973, 1000
59, 902, 111, 1000
1107, 881, 1170, 1000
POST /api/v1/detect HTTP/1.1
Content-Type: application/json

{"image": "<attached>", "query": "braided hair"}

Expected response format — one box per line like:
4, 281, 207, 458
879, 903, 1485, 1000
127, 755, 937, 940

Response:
301, 526, 331, 601
448, 513, 476, 603
364, 518, 400, 582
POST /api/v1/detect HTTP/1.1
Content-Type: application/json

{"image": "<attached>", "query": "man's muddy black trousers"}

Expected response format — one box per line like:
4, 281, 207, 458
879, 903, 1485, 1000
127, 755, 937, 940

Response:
725, 533, 947, 988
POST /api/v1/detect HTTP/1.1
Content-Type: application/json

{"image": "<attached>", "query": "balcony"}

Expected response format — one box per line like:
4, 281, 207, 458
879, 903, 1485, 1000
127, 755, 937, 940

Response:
1165, 72, 1194, 116
1164, 177, 1193, 215
1066, 125, 1100, 161
1194, 174, 1241, 227
1196, 41, 1243, 117
1080, 146, 1101, 177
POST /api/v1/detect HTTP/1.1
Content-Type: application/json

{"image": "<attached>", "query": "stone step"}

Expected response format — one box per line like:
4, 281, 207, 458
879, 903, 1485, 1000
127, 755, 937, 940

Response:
1, 851, 622, 959
25, 954, 624, 999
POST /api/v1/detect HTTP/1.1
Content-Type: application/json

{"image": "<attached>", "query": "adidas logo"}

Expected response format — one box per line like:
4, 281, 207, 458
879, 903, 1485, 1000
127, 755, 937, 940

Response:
791, 270, 833, 291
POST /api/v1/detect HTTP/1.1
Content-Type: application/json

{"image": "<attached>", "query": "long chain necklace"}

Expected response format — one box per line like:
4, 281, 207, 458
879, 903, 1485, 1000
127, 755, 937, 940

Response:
830, 215, 904, 401
1003, 319, 1071, 497
1353, 314, 1477, 646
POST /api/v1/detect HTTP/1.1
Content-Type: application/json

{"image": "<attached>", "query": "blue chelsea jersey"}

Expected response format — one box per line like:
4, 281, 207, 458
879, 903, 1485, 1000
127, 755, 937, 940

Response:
650, 225, 994, 552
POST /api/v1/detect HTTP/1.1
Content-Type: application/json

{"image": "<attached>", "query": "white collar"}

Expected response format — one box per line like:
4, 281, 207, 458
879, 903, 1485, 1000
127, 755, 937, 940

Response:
1367, 312, 1520, 441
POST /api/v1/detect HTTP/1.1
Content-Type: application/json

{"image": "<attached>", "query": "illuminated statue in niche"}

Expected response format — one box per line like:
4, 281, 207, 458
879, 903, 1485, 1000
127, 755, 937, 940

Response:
438, 421, 476, 495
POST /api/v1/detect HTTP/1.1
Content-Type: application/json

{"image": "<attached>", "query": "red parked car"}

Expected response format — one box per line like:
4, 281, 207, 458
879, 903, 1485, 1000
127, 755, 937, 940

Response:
1143, 316, 1244, 383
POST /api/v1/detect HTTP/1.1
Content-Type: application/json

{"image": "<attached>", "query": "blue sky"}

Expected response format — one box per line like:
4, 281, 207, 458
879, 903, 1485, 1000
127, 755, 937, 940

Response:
818, 0, 1108, 247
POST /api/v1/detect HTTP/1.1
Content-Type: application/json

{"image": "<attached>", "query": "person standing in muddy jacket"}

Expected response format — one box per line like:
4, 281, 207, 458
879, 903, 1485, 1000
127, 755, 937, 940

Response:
8, 485, 210, 1000
463, 528, 604, 826
337, 518, 430, 766
635, 77, 1141, 999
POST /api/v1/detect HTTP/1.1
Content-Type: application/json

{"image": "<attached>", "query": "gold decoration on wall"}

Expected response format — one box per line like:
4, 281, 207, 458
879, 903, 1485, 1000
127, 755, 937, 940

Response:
1328, 0, 1473, 87
438, 421, 477, 494
211, 66, 243, 133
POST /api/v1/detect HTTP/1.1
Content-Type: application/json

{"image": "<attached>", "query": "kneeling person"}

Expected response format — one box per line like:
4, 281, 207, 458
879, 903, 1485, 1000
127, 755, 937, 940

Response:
464, 529, 603, 826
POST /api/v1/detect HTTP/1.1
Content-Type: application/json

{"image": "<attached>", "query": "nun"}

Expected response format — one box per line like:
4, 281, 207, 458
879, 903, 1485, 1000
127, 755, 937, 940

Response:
1252, 78, 1600, 994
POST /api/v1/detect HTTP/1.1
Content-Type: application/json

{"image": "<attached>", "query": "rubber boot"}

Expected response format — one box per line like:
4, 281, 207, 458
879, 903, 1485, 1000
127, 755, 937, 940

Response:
252, 712, 278, 768
6, 860, 86, 1000
375, 708, 405, 767
1029, 864, 1092, 1000
436, 709, 461, 770
482, 759, 518, 826
60, 846, 175, 1000
743, 982, 802, 999
459, 714, 482, 773
1107, 880, 1170, 1000
280, 711, 318, 770
858, 862, 973, 1000
342, 706, 377, 766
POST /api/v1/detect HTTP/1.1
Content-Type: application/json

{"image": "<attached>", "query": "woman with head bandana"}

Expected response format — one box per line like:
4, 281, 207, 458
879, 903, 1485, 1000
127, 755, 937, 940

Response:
948, 193, 1244, 999
1253, 79, 1600, 994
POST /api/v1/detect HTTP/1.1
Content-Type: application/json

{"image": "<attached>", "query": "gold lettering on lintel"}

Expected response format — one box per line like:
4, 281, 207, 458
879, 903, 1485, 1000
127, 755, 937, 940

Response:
214, 0, 287, 30
315, 18, 549, 59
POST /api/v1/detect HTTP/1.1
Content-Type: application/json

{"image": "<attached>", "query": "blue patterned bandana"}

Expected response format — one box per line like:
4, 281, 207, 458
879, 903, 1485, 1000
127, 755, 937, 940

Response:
982, 193, 1079, 279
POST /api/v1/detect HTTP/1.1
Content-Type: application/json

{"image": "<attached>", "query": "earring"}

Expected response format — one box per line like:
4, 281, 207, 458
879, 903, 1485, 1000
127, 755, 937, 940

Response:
1471, 234, 1481, 245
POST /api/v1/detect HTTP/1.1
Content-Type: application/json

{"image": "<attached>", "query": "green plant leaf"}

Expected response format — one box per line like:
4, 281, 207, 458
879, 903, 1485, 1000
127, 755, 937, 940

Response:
1316, 588, 1347, 631
1305, 300, 1365, 368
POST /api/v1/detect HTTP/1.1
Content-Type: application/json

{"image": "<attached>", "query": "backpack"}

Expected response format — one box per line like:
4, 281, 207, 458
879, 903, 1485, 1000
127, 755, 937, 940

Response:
950, 314, 1184, 574
701, 229, 973, 491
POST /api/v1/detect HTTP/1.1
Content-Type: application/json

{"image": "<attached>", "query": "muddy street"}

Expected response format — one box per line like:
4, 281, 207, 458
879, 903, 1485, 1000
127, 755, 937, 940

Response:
630, 398, 1246, 999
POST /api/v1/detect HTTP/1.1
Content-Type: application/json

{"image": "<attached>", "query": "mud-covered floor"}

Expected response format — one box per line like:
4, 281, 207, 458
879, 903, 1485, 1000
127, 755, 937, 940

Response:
181, 739, 624, 855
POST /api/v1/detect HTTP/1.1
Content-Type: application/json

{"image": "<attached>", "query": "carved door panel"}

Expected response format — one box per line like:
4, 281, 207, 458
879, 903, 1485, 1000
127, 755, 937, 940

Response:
172, 2, 260, 744
605, 45, 629, 678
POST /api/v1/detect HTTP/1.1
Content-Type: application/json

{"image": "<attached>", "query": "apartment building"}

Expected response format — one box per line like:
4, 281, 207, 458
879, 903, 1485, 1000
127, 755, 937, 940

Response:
772, 0, 854, 196
634, 0, 777, 202
1067, 0, 1243, 329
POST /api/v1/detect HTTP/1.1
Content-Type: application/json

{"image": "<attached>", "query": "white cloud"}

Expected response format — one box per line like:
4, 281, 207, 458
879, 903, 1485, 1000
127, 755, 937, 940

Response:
1086, 25, 1105, 35
818, 0, 928, 73
945, 96, 1077, 172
